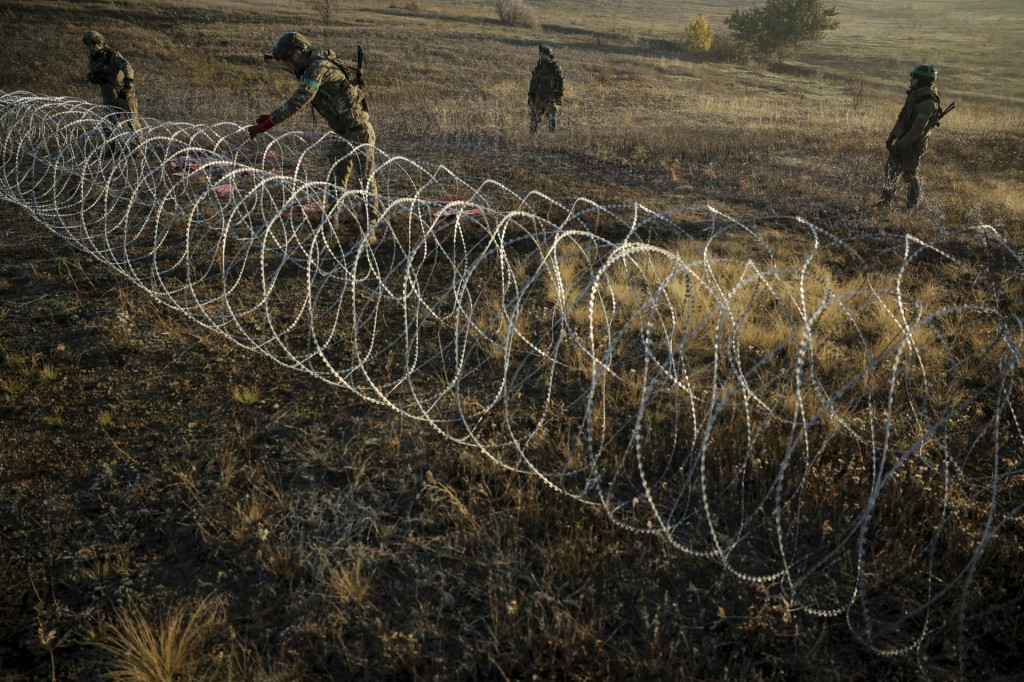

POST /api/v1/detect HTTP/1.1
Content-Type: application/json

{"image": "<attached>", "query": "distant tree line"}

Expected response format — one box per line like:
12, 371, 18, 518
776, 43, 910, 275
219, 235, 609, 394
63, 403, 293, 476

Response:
485, 0, 839, 65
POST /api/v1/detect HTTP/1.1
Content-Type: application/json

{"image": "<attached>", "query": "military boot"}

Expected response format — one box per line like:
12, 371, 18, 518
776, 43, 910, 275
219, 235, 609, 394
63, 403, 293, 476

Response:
906, 180, 921, 209
363, 204, 382, 246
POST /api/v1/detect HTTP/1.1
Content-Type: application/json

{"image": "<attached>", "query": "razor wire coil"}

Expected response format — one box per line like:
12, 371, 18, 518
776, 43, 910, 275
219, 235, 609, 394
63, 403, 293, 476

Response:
2, 91, 1022, 672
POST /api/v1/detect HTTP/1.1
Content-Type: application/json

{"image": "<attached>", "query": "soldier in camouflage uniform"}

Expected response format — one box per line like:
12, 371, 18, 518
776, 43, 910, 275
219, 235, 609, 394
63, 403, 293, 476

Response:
528, 45, 563, 134
82, 30, 141, 131
880, 64, 941, 209
248, 32, 380, 224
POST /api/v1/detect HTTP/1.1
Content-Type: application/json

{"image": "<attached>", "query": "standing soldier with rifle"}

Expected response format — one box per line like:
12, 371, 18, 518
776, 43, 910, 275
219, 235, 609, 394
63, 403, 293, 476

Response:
528, 45, 563, 134
248, 32, 380, 227
879, 64, 954, 210
82, 30, 141, 132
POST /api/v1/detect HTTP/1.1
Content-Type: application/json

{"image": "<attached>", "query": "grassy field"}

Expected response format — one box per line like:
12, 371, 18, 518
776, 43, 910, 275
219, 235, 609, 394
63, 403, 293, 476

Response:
1, 0, 1023, 679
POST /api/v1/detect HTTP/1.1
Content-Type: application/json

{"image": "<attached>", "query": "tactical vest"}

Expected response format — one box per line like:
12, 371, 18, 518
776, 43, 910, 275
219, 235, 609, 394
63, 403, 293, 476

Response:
304, 48, 369, 134
530, 61, 563, 100
87, 47, 131, 86
896, 85, 940, 138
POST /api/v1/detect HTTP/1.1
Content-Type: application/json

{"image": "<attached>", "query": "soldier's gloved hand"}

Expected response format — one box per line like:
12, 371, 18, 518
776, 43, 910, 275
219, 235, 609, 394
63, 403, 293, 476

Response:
885, 136, 895, 151
247, 115, 274, 139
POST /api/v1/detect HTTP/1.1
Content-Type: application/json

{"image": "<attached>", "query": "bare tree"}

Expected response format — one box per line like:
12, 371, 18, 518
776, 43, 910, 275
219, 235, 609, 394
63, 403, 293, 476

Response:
315, 0, 338, 26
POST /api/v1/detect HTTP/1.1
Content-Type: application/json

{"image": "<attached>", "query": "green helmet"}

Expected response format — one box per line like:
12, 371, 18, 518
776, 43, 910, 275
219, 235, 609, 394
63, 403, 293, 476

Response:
910, 64, 936, 82
82, 30, 104, 46
269, 32, 311, 61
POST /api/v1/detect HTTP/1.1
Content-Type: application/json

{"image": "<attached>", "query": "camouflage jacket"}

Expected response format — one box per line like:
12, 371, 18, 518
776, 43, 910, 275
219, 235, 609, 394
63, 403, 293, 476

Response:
87, 47, 134, 87
270, 48, 369, 135
529, 60, 563, 102
890, 83, 940, 143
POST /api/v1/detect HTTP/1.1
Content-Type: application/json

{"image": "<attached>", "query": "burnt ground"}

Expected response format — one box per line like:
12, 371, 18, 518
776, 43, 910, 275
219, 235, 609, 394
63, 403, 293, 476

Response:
0, 204, 931, 680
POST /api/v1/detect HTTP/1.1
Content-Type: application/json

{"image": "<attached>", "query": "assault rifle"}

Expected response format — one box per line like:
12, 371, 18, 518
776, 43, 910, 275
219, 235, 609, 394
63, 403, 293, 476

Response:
930, 101, 956, 130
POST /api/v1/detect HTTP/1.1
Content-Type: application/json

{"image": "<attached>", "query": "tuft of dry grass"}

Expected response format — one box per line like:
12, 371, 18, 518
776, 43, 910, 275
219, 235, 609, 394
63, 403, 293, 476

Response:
36, 362, 59, 382
322, 552, 373, 607
0, 375, 28, 405
94, 596, 224, 682
231, 384, 261, 405
81, 552, 133, 581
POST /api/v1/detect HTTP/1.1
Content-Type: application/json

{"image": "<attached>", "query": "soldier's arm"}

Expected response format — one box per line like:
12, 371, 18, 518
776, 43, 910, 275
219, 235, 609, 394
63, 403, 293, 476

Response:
270, 63, 332, 125
893, 99, 936, 149
554, 65, 564, 98
112, 51, 135, 83
886, 121, 903, 150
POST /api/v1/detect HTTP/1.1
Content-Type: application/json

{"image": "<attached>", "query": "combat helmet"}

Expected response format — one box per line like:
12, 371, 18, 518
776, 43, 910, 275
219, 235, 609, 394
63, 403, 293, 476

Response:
82, 30, 104, 47
267, 32, 311, 61
539, 44, 553, 58
910, 64, 937, 83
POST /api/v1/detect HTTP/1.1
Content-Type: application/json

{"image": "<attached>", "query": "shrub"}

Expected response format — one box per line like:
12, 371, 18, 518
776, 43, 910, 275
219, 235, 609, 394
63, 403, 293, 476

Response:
495, 0, 539, 29
724, 0, 839, 63
707, 31, 747, 63
684, 14, 714, 55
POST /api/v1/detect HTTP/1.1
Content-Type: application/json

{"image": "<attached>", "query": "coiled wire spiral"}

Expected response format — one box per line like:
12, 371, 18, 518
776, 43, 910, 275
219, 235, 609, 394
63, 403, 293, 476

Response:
2, 91, 1022, 672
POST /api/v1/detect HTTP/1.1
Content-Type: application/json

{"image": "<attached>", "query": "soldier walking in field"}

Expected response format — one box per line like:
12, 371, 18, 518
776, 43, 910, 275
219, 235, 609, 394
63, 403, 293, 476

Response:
248, 31, 380, 226
83, 30, 141, 131
528, 45, 563, 134
879, 64, 943, 210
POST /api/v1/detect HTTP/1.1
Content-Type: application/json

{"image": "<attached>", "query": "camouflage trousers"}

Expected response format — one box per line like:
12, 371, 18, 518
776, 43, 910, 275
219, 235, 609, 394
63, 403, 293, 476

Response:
881, 138, 928, 208
529, 99, 558, 133
327, 122, 381, 224
99, 83, 141, 131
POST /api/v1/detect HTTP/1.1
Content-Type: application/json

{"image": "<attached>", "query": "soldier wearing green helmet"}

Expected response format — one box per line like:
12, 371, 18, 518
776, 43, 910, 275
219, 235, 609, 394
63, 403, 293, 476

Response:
249, 31, 380, 227
879, 64, 942, 209
82, 30, 141, 131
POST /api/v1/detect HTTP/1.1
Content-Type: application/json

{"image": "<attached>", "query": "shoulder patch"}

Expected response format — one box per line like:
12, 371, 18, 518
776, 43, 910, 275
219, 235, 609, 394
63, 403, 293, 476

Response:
301, 78, 320, 90
916, 112, 931, 121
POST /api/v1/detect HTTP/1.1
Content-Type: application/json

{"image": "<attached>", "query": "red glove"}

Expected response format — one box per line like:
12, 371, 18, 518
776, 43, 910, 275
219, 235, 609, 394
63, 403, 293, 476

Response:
247, 115, 274, 139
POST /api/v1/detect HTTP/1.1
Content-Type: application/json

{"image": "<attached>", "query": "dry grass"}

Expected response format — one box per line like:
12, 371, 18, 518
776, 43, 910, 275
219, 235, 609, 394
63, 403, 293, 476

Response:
321, 551, 373, 606
94, 596, 224, 682
231, 383, 261, 405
